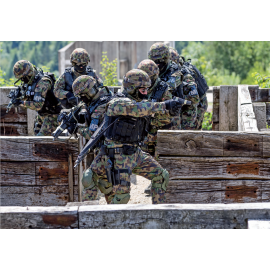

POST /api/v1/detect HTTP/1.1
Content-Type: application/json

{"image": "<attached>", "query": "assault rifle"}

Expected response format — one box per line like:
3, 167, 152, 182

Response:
6, 86, 26, 113
52, 103, 85, 140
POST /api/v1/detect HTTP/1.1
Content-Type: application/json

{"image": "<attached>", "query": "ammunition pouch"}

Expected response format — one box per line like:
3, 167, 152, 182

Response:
111, 193, 131, 204
81, 168, 96, 189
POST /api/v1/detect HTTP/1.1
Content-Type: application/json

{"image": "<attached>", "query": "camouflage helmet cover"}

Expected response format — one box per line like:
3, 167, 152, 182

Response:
169, 47, 180, 65
148, 42, 170, 62
72, 75, 97, 97
138, 59, 159, 83
13, 60, 34, 79
123, 69, 151, 95
70, 48, 90, 65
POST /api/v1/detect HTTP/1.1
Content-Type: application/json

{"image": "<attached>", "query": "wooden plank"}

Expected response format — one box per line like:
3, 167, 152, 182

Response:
212, 122, 219, 131
0, 122, 28, 136
248, 220, 270, 229
253, 103, 266, 131
249, 86, 270, 102
212, 87, 220, 123
157, 131, 267, 157
266, 102, 270, 121
158, 156, 270, 180
0, 105, 27, 122
0, 206, 78, 229
219, 86, 238, 131
68, 154, 74, 202
78, 203, 270, 229
0, 137, 78, 162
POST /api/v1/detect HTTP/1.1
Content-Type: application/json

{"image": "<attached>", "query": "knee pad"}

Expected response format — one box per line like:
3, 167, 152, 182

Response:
81, 168, 96, 189
152, 169, 169, 191
111, 193, 130, 204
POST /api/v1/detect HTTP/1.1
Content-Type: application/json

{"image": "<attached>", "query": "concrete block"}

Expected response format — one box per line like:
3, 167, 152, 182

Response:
253, 102, 266, 131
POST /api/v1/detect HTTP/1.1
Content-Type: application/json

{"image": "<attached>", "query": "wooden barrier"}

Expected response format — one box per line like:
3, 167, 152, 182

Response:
0, 136, 79, 206
1, 203, 270, 229
157, 130, 270, 204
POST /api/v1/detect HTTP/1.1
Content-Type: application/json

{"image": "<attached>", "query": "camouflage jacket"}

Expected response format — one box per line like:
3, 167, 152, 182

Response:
104, 95, 168, 148
77, 87, 112, 140
54, 66, 103, 99
22, 77, 53, 111
182, 73, 200, 105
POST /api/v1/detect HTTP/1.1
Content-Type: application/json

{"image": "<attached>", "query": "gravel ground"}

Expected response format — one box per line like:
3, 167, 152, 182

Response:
98, 175, 152, 205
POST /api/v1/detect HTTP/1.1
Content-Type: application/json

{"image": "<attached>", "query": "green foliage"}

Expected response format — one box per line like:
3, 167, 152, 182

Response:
252, 72, 270, 88
100, 52, 118, 86
202, 112, 212, 130
0, 67, 16, 87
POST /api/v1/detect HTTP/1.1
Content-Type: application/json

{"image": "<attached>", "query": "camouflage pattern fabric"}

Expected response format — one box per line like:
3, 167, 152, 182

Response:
169, 47, 180, 65
54, 67, 102, 99
138, 59, 159, 83
70, 48, 90, 64
196, 94, 208, 130
72, 75, 97, 97
148, 43, 170, 62
23, 78, 52, 110
34, 113, 59, 136
13, 60, 34, 79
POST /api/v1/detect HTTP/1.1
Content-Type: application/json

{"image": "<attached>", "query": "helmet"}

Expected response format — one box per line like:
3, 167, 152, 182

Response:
123, 69, 151, 96
169, 47, 180, 65
70, 48, 90, 65
13, 60, 35, 80
138, 59, 159, 84
148, 42, 170, 63
72, 75, 98, 98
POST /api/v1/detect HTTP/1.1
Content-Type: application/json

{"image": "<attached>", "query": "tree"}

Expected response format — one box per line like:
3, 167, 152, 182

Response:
100, 52, 118, 86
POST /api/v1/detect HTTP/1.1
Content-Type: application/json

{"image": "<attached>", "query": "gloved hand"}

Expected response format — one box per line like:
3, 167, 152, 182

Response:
164, 99, 182, 116
13, 99, 23, 107
67, 122, 77, 135
173, 97, 192, 105
66, 92, 77, 106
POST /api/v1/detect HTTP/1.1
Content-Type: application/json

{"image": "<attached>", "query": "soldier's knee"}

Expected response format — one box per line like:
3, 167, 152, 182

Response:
81, 168, 96, 189
152, 169, 169, 191
111, 193, 130, 204
82, 185, 98, 201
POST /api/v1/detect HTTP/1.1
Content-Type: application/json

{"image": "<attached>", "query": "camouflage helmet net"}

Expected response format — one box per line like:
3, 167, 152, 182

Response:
72, 75, 97, 98
138, 59, 159, 83
70, 48, 90, 65
148, 42, 170, 62
123, 69, 151, 96
13, 60, 35, 79
169, 47, 180, 65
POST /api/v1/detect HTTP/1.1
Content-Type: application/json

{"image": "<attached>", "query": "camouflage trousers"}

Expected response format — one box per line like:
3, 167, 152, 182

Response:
180, 104, 198, 130
34, 114, 59, 136
82, 146, 169, 204
196, 95, 208, 130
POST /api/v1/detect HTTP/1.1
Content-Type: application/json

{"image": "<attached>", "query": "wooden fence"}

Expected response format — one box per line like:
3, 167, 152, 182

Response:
157, 130, 270, 204
0, 136, 79, 206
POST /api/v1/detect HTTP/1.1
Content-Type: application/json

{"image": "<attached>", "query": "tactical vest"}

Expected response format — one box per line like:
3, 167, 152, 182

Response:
64, 66, 103, 92
149, 80, 168, 102
105, 115, 149, 144
159, 61, 181, 90
181, 61, 209, 98
24, 71, 61, 115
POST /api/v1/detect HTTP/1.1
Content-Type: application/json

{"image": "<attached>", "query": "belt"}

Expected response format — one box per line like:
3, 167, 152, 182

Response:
100, 145, 137, 157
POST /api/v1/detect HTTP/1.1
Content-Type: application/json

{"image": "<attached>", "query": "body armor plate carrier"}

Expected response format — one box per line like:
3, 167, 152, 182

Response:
150, 80, 168, 102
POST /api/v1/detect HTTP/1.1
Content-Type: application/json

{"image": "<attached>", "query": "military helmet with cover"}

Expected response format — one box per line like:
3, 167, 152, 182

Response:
169, 47, 180, 65
138, 59, 159, 84
70, 48, 90, 65
72, 75, 98, 98
13, 60, 35, 81
148, 42, 170, 63
123, 69, 151, 96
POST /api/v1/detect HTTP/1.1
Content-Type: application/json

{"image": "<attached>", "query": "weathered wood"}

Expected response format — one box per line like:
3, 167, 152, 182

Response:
248, 220, 270, 229
27, 109, 38, 136
157, 131, 269, 157
165, 179, 267, 204
219, 86, 238, 131
158, 157, 270, 180
78, 203, 270, 229
68, 154, 74, 202
212, 87, 220, 124
66, 201, 99, 206
0, 137, 78, 162
266, 102, 270, 122
0, 186, 79, 206
0, 206, 78, 229
249, 86, 270, 102
252, 102, 266, 131
1, 105, 27, 122
0, 122, 28, 136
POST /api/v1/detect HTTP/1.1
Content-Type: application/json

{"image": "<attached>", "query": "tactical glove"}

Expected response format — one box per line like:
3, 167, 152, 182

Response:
66, 92, 77, 107
164, 99, 182, 116
173, 97, 192, 106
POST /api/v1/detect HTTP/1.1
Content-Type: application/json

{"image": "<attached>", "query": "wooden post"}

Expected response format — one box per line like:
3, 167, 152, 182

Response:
68, 154, 74, 202
253, 102, 266, 131
212, 86, 220, 131
219, 86, 238, 131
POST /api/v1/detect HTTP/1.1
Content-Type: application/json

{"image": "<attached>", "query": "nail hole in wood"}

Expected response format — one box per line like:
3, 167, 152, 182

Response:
227, 195, 230, 197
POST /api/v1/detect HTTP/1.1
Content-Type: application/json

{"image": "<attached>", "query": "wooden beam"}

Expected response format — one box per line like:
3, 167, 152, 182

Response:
68, 154, 74, 202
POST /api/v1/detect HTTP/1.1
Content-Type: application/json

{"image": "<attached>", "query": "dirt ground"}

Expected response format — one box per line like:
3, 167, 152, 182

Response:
98, 175, 152, 204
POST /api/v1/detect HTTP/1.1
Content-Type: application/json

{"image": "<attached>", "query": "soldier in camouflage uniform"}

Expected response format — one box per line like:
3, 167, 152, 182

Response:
81, 69, 185, 204
12, 60, 61, 135
53, 48, 103, 109
169, 47, 208, 130
59, 75, 114, 201
168, 46, 200, 130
